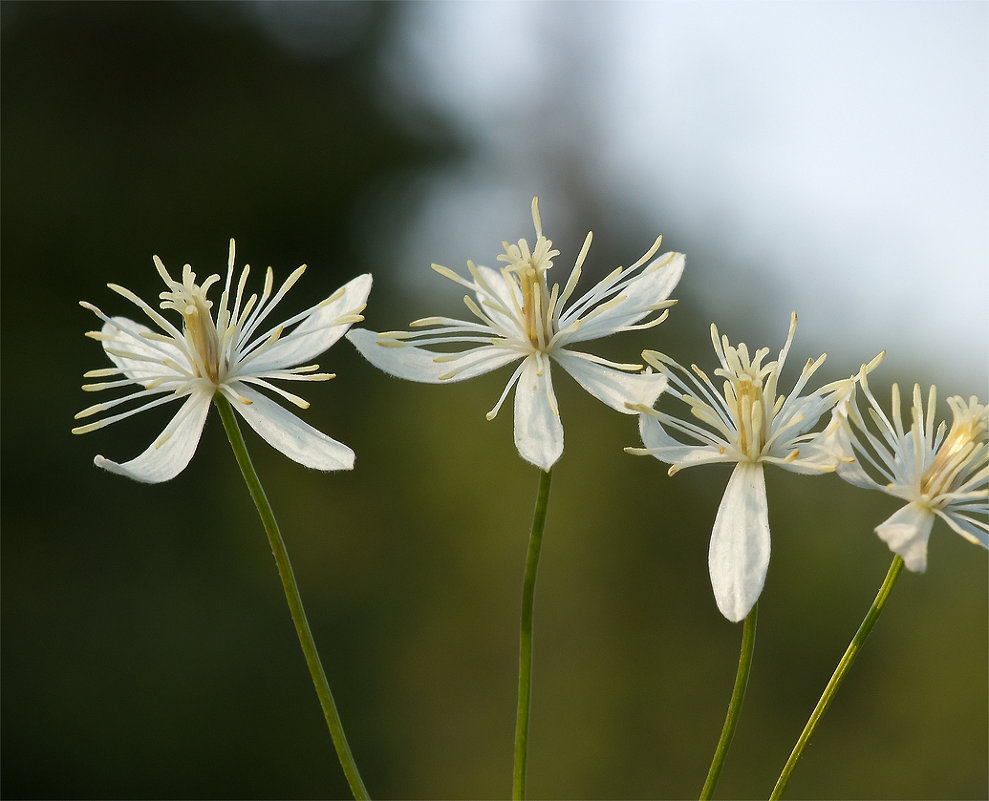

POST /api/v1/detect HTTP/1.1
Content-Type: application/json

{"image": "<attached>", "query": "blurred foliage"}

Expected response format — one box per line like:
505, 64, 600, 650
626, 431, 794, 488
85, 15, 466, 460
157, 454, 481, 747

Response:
2, 3, 986, 800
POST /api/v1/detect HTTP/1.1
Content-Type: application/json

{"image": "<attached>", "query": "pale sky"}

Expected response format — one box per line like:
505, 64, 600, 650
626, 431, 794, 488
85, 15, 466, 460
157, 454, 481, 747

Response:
362, 0, 988, 396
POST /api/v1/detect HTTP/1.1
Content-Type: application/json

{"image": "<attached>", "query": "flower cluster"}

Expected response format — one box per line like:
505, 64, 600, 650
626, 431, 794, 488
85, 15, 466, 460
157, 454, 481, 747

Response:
75, 206, 987, 621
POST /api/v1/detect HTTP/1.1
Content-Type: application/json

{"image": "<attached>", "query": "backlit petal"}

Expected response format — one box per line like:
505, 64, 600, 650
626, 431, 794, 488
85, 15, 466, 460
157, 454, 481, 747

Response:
225, 384, 354, 471
101, 316, 191, 385
637, 414, 735, 471
93, 390, 212, 483
347, 328, 521, 383
559, 252, 684, 345
514, 355, 563, 471
246, 274, 372, 372
875, 502, 936, 572
936, 508, 989, 549
553, 350, 667, 413
709, 462, 770, 622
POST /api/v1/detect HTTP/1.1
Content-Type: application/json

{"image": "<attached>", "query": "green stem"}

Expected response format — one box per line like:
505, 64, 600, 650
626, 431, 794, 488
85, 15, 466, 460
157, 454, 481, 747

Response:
214, 394, 369, 800
513, 467, 553, 801
699, 602, 758, 800
770, 555, 904, 800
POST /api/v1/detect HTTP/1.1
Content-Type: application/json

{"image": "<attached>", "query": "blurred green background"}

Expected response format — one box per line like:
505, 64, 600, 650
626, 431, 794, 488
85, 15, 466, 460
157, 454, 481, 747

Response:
2, 2, 986, 799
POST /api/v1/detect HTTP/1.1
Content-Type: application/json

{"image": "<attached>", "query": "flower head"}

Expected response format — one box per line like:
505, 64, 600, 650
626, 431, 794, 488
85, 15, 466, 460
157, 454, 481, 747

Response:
347, 198, 685, 470
628, 313, 873, 621
832, 371, 988, 571
73, 239, 372, 483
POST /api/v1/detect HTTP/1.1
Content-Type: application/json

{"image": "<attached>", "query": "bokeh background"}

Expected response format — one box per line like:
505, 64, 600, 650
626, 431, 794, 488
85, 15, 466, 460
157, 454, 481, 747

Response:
2, 2, 986, 799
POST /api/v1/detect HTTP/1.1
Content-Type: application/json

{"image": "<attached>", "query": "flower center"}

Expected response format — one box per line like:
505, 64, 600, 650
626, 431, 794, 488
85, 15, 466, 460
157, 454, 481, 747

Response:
710, 335, 779, 461
920, 399, 988, 500
498, 232, 559, 350
725, 370, 769, 459
159, 265, 223, 384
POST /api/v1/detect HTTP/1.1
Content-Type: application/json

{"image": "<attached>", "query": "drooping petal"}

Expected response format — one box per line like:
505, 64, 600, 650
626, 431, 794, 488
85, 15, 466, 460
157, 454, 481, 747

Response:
553, 350, 668, 413
93, 389, 212, 483
636, 414, 735, 471
244, 274, 373, 372
347, 328, 521, 383
224, 384, 355, 471
708, 462, 771, 622
557, 252, 685, 345
513, 355, 563, 471
875, 501, 936, 572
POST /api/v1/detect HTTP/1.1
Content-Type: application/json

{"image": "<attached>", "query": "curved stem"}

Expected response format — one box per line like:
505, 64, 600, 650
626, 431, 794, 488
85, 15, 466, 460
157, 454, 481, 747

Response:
770, 555, 904, 800
214, 394, 370, 800
699, 603, 758, 800
513, 468, 553, 801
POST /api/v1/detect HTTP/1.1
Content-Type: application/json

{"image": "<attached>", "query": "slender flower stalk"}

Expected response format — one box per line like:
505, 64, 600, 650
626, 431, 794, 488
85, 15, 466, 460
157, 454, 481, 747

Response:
772, 374, 986, 797
347, 202, 678, 793
628, 317, 876, 796
215, 393, 369, 800
73, 241, 372, 795
514, 468, 553, 801
348, 197, 684, 470
770, 556, 903, 800
699, 603, 757, 800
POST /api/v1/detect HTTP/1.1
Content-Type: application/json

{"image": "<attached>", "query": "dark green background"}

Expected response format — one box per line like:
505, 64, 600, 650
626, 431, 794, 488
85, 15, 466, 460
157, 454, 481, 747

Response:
2, 3, 986, 799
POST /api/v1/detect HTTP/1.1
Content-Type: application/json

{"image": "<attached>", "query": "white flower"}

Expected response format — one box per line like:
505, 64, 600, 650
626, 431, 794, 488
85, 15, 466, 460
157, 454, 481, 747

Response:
347, 198, 684, 471
832, 372, 988, 572
628, 313, 872, 621
73, 239, 372, 483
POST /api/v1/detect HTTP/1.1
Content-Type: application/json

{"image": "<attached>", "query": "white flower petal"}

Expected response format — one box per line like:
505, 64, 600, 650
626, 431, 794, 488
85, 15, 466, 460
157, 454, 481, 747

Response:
875, 502, 936, 572
769, 391, 841, 446
553, 350, 668, 413
514, 355, 563, 471
762, 439, 841, 474
935, 508, 989, 549
246, 274, 372, 372
473, 264, 526, 336
224, 384, 355, 471
709, 462, 771, 622
559, 252, 685, 345
101, 316, 190, 384
93, 390, 212, 483
637, 414, 734, 471
835, 453, 884, 490
347, 328, 521, 383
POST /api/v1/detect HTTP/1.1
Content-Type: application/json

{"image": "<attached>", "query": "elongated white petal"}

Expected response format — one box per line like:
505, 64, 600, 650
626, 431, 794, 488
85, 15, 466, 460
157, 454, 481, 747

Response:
709, 462, 771, 622
835, 448, 884, 490
553, 350, 668, 413
245, 274, 373, 372
347, 328, 521, 383
636, 414, 735, 471
473, 264, 526, 336
100, 316, 191, 384
93, 390, 212, 483
558, 252, 685, 345
514, 355, 563, 471
225, 384, 354, 471
875, 502, 936, 572
936, 508, 989, 549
